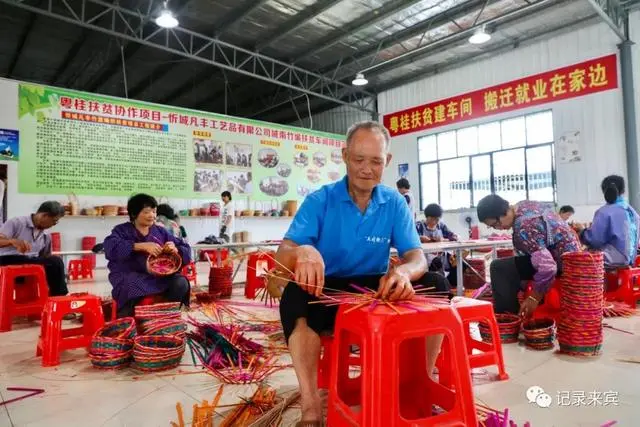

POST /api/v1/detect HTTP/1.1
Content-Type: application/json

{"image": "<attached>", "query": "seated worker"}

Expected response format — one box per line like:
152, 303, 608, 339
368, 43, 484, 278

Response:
396, 178, 416, 220
104, 194, 192, 318
274, 121, 450, 426
0, 201, 67, 296
477, 195, 580, 318
575, 175, 639, 268
416, 203, 463, 286
558, 205, 575, 222
156, 203, 183, 239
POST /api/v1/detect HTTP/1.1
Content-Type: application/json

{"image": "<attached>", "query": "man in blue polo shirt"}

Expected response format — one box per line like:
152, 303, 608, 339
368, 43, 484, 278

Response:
274, 121, 450, 425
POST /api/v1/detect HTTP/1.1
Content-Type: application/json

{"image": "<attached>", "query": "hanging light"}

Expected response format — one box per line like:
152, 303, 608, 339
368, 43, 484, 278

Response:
469, 26, 491, 45
352, 73, 368, 86
156, 2, 179, 28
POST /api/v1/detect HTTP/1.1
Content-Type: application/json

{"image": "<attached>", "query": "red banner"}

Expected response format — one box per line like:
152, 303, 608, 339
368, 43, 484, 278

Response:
383, 54, 618, 137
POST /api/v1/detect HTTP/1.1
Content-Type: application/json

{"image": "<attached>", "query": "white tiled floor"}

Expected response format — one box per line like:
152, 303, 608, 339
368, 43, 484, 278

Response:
0, 264, 639, 427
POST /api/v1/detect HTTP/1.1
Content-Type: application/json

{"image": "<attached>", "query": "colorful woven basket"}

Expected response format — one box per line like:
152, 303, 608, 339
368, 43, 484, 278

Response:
208, 265, 234, 298
141, 318, 187, 338
89, 350, 133, 370
479, 313, 522, 344
133, 335, 185, 372
90, 317, 136, 354
147, 252, 182, 276
557, 251, 604, 357
135, 302, 182, 327
522, 318, 555, 350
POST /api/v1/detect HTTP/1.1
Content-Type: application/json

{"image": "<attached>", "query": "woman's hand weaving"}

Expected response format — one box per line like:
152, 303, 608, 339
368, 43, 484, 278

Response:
135, 242, 163, 256
163, 241, 178, 254
294, 245, 325, 297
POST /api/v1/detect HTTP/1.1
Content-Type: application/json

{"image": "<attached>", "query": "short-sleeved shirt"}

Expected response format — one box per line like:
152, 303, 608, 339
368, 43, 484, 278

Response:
284, 176, 421, 277
0, 215, 52, 257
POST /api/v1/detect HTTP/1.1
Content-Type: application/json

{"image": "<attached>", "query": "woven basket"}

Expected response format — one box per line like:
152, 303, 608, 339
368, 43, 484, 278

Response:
90, 317, 136, 354
479, 313, 522, 344
135, 302, 181, 313
208, 265, 234, 298
102, 205, 119, 216
523, 318, 555, 350
141, 318, 187, 338
89, 350, 133, 370
133, 335, 185, 372
147, 252, 182, 276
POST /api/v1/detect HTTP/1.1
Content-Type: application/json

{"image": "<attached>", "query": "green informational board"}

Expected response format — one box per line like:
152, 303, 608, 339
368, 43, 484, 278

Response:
18, 83, 346, 201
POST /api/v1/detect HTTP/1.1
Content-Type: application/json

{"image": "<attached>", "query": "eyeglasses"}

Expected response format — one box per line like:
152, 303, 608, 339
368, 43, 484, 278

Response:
485, 218, 501, 229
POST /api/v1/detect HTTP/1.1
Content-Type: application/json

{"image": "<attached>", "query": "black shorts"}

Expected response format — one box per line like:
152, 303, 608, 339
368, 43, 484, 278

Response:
279, 272, 451, 343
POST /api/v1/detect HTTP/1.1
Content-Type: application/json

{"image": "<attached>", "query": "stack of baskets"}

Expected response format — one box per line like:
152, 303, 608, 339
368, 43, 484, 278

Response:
557, 251, 605, 356
479, 313, 522, 344
132, 302, 186, 372
208, 264, 234, 298
89, 317, 136, 369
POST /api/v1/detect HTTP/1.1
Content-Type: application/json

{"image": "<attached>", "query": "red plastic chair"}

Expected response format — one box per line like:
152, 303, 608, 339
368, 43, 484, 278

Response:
200, 249, 229, 266
605, 267, 640, 308
317, 334, 362, 390
0, 265, 49, 332
68, 258, 93, 281
441, 298, 508, 383
327, 304, 477, 426
36, 294, 105, 366
181, 262, 198, 286
245, 251, 275, 299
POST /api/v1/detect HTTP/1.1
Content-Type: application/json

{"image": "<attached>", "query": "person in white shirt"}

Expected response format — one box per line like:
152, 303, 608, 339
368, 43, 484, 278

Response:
220, 191, 235, 242
396, 178, 416, 220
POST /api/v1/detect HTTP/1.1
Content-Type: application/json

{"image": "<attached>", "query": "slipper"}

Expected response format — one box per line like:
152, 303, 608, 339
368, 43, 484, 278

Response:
295, 422, 322, 427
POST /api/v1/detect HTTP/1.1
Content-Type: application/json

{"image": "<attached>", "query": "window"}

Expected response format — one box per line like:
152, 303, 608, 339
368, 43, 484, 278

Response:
417, 111, 555, 210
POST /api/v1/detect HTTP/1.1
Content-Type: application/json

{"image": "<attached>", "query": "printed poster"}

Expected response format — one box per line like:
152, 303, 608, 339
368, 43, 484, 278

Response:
17, 83, 345, 201
0, 129, 19, 161
557, 131, 581, 163
398, 163, 409, 179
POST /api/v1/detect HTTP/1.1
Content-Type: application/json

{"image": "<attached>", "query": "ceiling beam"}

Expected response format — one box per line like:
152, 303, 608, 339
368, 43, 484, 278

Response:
256, 0, 345, 51
359, 0, 564, 78
215, 0, 271, 36
293, 0, 424, 62
585, 0, 627, 41
318, 0, 486, 81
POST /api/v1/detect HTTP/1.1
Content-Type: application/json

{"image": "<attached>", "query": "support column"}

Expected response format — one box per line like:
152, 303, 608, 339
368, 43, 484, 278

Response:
619, 37, 640, 210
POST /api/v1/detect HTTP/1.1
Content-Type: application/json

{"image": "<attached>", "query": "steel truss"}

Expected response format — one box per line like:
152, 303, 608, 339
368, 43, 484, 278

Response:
1, 0, 376, 114
586, 0, 628, 41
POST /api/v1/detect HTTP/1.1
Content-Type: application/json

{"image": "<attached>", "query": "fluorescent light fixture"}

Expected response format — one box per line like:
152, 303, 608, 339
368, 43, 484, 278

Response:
352, 73, 368, 86
469, 27, 491, 44
156, 3, 179, 28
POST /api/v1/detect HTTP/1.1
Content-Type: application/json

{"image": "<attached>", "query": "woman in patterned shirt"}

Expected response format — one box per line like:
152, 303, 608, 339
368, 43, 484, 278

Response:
477, 195, 580, 318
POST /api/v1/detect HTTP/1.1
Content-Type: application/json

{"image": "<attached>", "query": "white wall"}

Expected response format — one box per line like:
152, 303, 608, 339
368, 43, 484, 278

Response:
0, 77, 292, 256
378, 20, 627, 237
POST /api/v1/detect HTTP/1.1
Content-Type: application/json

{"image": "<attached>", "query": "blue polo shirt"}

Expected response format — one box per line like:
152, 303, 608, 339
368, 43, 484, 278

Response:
284, 176, 421, 277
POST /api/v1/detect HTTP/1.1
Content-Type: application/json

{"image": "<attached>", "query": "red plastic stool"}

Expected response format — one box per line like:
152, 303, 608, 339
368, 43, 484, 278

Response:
0, 265, 49, 332
317, 334, 362, 390
68, 258, 93, 280
36, 294, 105, 366
182, 262, 198, 286
524, 278, 562, 321
437, 297, 508, 386
200, 249, 229, 266
327, 303, 477, 426
245, 251, 275, 299
605, 267, 640, 307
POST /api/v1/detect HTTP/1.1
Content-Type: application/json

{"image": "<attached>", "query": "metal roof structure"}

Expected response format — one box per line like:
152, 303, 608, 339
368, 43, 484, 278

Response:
1, 0, 638, 127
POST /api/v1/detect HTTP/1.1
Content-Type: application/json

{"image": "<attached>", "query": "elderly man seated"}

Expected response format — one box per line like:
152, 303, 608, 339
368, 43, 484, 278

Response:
274, 121, 451, 426
0, 201, 67, 296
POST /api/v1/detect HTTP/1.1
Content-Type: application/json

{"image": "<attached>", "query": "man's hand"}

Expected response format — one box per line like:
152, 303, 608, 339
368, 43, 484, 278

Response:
163, 241, 178, 254
294, 245, 325, 297
378, 269, 415, 301
519, 295, 540, 319
12, 239, 32, 254
135, 242, 163, 256
420, 236, 433, 243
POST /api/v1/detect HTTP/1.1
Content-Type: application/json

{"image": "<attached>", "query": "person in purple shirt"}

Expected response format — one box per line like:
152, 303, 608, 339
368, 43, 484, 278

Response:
0, 201, 67, 296
104, 194, 192, 318
477, 195, 580, 318
576, 175, 639, 268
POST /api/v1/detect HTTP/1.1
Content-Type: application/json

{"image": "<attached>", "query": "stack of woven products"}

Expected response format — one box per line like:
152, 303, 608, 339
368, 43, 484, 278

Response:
479, 313, 521, 344
132, 302, 187, 372
209, 264, 234, 298
89, 317, 137, 369
557, 251, 605, 356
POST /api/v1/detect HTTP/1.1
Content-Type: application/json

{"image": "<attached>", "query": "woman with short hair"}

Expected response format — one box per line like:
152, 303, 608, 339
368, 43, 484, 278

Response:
104, 194, 192, 318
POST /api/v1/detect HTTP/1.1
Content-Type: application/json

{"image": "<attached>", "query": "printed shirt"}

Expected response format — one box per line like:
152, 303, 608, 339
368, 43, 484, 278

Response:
0, 215, 51, 257
512, 201, 580, 294
284, 176, 421, 277
220, 201, 235, 237
156, 215, 181, 239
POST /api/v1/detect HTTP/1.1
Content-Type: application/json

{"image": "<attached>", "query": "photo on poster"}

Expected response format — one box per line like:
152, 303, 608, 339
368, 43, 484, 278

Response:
398, 163, 409, 179
260, 176, 289, 197
327, 169, 341, 182
226, 143, 252, 168
193, 139, 223, 165
258, 148, 279, 168
0, 129, 19, 161
293, 151, 309, 168
331, 149, 343, 165
307, 166, 321, 183
277, 163, 291, 178
194, 168, 223, 193
226, 170, 252, 194
312, 152, 326, 168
